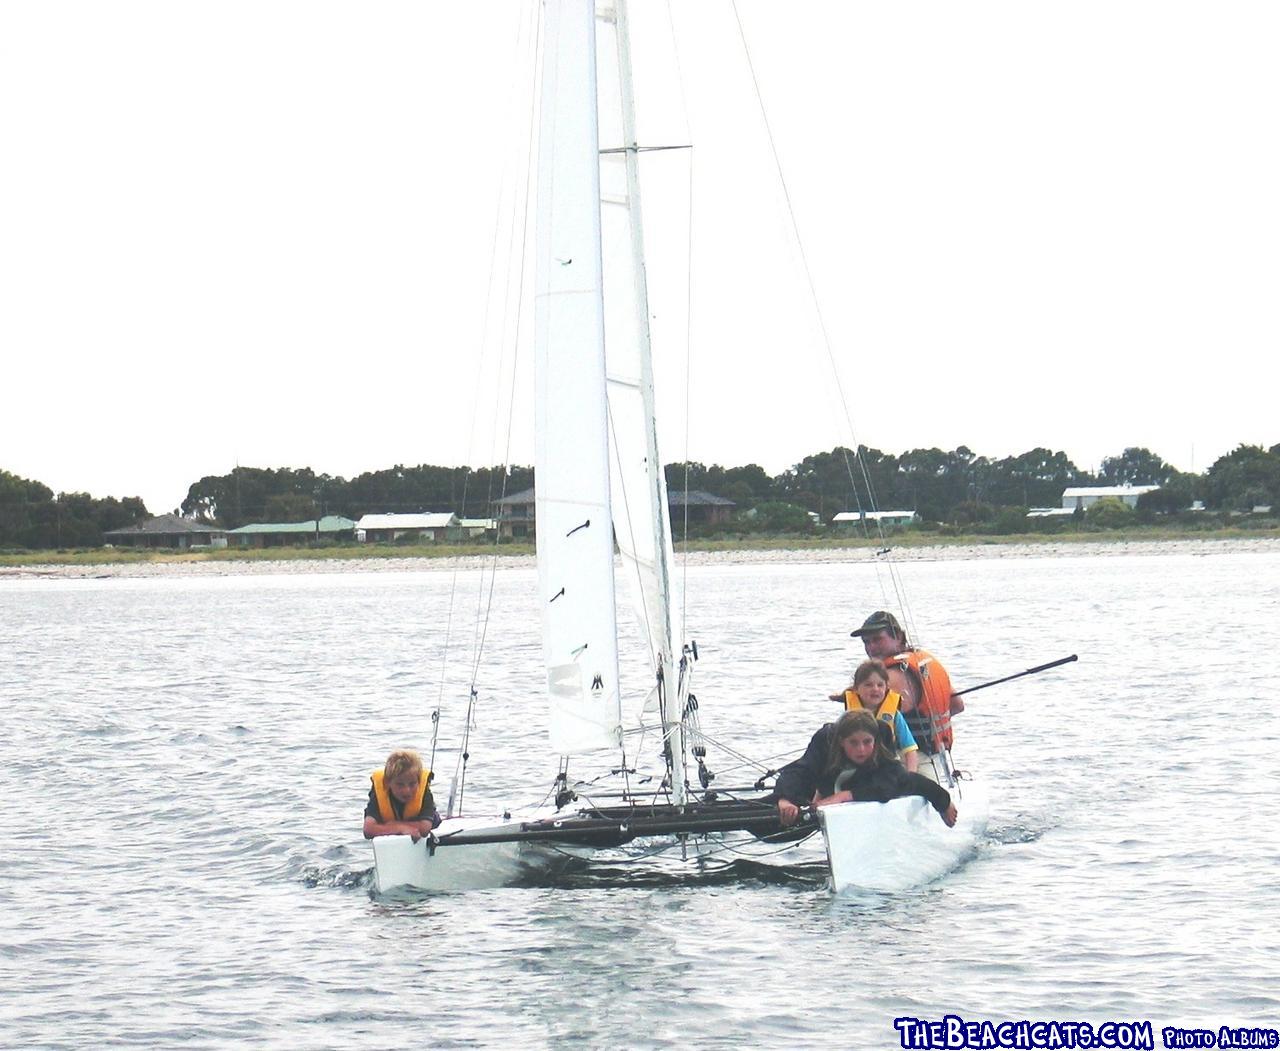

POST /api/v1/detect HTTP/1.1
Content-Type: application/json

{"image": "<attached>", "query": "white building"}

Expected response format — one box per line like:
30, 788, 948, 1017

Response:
1060, 485, 1159, 511
831, 510, 918, 527
355, 512, 459, 543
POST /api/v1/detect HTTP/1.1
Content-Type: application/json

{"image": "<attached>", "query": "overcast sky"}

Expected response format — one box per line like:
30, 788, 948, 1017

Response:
3, 1, 1276, 514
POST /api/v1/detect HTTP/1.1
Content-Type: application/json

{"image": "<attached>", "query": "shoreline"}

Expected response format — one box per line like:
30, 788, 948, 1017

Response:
3, 535, 1277, 580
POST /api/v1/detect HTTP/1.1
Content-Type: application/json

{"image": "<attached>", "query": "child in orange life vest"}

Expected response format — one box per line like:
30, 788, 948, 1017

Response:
363, 749, 439, 843
844, 659, 920, 774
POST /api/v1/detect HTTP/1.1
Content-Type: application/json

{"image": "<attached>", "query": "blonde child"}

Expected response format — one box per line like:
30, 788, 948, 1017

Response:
363, 749, 439, 843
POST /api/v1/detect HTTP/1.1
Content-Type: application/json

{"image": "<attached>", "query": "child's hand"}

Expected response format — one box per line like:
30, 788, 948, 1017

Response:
942, 803, 958, 828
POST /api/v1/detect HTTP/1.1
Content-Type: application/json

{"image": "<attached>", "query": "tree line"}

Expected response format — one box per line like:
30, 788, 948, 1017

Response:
0, 471, 148, 550
2, 443, 1278, 549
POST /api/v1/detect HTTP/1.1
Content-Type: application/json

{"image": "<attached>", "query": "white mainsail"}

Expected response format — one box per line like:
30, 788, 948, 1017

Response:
595, 0, 687, 799
535, 0, 623, 754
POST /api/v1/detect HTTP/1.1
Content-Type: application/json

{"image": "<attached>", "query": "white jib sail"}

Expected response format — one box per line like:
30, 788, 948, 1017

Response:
596, 0, 686, 800
535, 0, 623, 754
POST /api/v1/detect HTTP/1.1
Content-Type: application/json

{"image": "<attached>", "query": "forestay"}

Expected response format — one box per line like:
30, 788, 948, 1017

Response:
535, 0, 623, 754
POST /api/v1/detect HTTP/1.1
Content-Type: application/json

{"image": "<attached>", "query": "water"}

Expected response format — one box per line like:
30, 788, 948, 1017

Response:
3, 549, 1279, 1048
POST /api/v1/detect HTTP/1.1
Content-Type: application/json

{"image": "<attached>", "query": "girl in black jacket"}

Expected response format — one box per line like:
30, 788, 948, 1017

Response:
813, 709, 957, 826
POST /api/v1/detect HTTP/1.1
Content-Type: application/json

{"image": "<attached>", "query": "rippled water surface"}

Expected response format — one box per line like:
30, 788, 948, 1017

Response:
3, 550, 1279, 1048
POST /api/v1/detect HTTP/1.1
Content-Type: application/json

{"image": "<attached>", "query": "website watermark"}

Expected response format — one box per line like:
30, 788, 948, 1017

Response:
893, 1015, 1279, 1050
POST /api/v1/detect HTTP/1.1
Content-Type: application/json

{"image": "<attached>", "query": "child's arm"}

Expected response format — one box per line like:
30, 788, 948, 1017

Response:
900, 772, 956, 826
363, 816, 432, 842
894, 712, 920, 772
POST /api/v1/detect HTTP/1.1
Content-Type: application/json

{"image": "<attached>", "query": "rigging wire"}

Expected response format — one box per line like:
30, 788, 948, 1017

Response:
658, 0, 698, 652
448, 1, 545, 811
424, 1, 537, 789
728, 1, 917, 629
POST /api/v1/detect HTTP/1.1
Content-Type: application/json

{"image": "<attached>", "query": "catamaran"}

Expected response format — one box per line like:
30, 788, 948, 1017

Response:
373, 0, 986, 895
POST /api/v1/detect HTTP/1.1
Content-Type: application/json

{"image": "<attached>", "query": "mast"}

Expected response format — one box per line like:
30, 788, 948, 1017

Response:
596, 0, 688, 804
534, 0, 624, 755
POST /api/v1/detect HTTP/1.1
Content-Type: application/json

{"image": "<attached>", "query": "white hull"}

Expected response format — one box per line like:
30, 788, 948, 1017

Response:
372, 825, 824, 893
820, 782, 990, 894
372, 783, 987, 893
371, 812, 588, 893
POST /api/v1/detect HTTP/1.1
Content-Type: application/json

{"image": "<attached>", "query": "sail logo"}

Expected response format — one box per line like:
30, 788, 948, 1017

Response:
590, 673, 604, 696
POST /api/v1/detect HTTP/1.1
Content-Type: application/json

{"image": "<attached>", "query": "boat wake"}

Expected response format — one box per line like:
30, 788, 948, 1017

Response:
299, 863, 375, 891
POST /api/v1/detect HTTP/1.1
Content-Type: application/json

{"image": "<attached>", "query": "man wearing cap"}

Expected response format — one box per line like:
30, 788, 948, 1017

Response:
847, 611, 964, 781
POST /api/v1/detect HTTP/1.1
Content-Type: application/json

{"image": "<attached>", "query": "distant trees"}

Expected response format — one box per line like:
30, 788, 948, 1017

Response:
180, 463, 534, 529
1086, 497, 1136, 529
1203, 444, 1280, 511
979, 448, 1087, 509
1098, 447, 1178, 486
744, 501, 814, 534
182, 467, 329, 527
1137, 477, 1196, 515
664, 462, 775, 509
7, 439, 1279, 551
0, 469, 148, 549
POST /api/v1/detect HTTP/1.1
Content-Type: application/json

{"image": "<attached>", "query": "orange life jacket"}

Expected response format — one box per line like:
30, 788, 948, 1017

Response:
884, 649, 954, 753
371, 768, 432, 822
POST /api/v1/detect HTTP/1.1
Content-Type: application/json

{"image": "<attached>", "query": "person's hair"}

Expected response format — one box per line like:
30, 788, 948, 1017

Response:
853, 659, 890, 690
826, 709, 897, 775
384, 749, 424, 782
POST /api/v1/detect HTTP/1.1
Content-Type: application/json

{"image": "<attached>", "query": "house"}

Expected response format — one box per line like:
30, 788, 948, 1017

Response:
225, 515, 357, 548
493, 487, 536, 540
831, 510, 918, 529
458, 518, 497, 539
494, 487, 737, 538
355, 512, 460, 543
669, 490, 736, 526
102, 514, 227, 549
1060, 485, 1159, 511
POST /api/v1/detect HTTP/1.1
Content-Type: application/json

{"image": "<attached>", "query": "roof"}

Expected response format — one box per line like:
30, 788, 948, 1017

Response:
668, 490, 735, 507
226, 516, 356, 535
356, 513, 458, 530
103, 514, 224, 537
1062, 485, 1160, 498
495, 487, 737, 509
493, 487, 536, 507
832, 510, 917, 522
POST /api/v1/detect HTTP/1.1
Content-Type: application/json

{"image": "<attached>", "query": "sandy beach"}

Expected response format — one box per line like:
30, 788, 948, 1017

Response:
2, 535, 1276, 580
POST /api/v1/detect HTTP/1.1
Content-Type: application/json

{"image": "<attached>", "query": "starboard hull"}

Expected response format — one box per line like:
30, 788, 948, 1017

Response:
819, 782, 990, 893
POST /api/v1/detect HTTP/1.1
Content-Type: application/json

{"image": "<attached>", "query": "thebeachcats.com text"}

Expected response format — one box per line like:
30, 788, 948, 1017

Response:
893, 1015, 1280, 1050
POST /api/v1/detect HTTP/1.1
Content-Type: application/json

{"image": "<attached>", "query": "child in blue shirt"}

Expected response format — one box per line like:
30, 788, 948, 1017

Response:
843, 659, 920, 773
